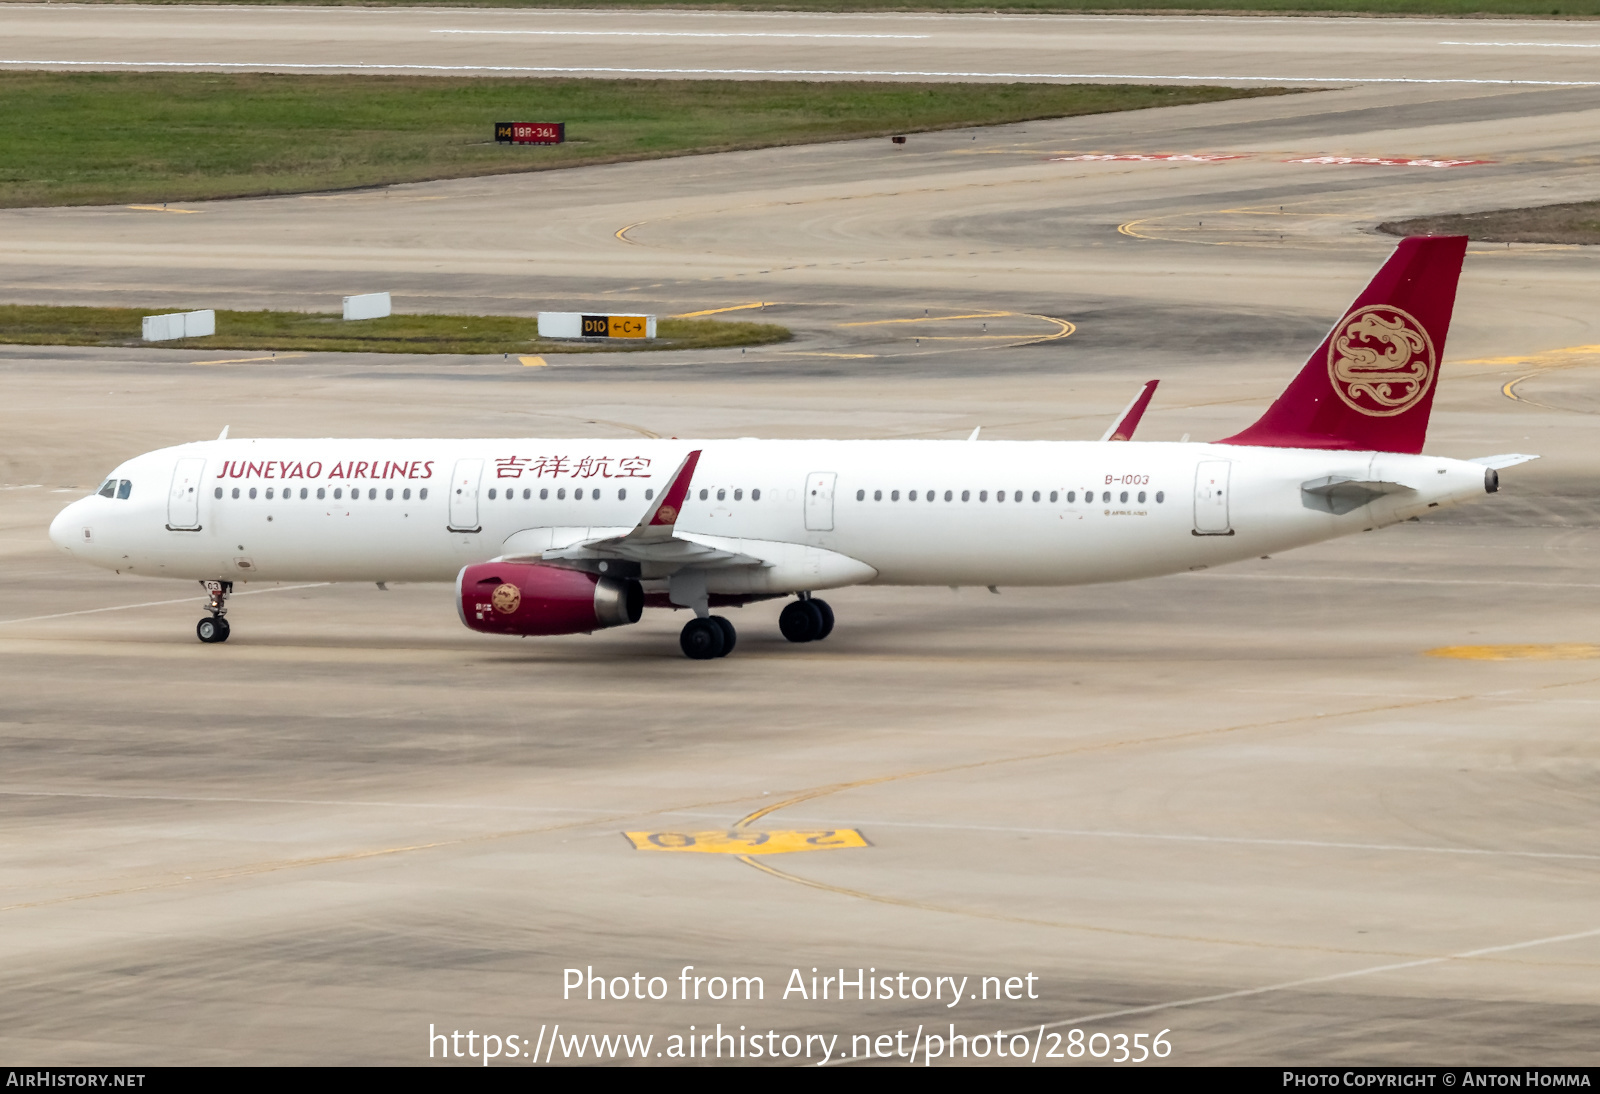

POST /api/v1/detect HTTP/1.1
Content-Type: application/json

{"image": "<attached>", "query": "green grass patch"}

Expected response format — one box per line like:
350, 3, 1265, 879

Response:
1380, 202, 1600, 245
69, 0, 1600, 13
0, 73, 1288, 208
0, 305, 792, 354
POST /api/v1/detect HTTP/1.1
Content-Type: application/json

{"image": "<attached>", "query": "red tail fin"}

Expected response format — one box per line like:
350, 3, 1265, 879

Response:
1218, 236, 1467, 454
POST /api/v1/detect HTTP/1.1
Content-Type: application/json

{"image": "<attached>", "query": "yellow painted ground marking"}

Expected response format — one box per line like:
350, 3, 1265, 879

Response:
670, 302, 776, 318
126, 204, 199, 214
773, 351, 878, 359
625, 829, 868, 855
1427, 644, 1600, 661
839, 311, 1010, 327
192, 354, 305, 366
519, 356, 547, 367
615, 221, 644, 244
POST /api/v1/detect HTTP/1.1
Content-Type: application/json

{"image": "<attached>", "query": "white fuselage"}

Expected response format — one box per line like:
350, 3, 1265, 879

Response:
50, 437, 1491, 594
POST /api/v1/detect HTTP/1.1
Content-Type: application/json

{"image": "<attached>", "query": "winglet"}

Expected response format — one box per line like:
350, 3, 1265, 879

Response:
631, 449, 701, 537
217, 425, 229, 441
1100, 380, 1159, 442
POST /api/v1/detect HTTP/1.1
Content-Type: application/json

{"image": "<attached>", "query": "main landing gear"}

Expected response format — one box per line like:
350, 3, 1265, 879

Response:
680, 615, 736, 660
779, 596, 834, 644
196, 580, 232, 643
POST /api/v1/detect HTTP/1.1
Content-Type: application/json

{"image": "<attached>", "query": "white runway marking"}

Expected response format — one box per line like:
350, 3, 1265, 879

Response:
0, 582, 329, 626
432, 29, 931, 39
4, 59, 1600, 87
1442, 40, 1600, 48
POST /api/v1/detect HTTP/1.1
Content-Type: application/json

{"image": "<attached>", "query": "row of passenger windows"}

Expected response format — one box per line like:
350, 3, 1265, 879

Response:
857, 488, 1164, 504
97, 478, 133, 500
216, 486, 429, 502
486, 486, 657, 501
699, 487, 758, 502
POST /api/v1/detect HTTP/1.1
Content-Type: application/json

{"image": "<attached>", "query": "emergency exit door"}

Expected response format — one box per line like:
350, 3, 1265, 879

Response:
804, 472, 836, 532
166, 458, 205, 530
448, 458, 483, 532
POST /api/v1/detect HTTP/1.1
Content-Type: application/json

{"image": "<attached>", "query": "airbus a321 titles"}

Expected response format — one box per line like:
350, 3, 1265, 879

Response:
52, 237, 1534, 658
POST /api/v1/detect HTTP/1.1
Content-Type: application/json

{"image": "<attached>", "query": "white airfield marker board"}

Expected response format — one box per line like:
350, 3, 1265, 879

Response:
343, 292, 391, 321
141, 310, 215, 341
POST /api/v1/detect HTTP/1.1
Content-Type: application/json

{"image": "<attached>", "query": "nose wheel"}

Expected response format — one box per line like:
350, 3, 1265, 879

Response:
779, 597, 834, 643
196, 579, 233, 643
680, 615, 736, 659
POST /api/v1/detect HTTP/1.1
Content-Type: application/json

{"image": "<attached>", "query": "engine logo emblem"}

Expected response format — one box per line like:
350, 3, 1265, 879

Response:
1327, 304, 1435, 417
491, 583, 521, 614
655, 503, 678, 523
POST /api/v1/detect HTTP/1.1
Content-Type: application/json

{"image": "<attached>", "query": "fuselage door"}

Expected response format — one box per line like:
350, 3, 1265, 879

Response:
448, 458, 484, 532
804, 472, 836, 532
1193, 459, 1233, 535
166, 457, 205, 530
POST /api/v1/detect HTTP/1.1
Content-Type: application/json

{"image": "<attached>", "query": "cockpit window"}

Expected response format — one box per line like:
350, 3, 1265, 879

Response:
116, 479, 132, 500
97, 479, 116, 498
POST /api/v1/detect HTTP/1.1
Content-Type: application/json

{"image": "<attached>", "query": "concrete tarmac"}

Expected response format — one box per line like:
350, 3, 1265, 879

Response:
2, 14, 1600, 1068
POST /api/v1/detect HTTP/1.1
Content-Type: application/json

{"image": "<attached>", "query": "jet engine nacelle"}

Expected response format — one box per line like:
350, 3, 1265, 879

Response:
456, 561, 643, 636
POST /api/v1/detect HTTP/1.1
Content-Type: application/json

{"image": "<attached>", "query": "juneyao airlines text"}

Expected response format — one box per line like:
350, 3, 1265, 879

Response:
565, 966, 1040, 1007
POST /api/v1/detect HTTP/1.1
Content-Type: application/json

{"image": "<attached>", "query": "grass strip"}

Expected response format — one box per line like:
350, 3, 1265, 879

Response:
0, 306, 792, 355
63, 0, 1600, 13
0, 73, 1287, 208
1380, 202, 1600, 246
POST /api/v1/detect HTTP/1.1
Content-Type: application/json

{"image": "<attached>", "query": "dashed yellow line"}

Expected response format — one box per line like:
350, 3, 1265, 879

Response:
126, 204, 199, 214
1428, 644, 1600, 661
191, 354, 305, 366
615, 221, 644, 244
839, 311, 1010, 327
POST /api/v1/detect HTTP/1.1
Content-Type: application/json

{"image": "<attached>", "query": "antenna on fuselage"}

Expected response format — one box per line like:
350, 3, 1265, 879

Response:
967, 426, 981, 441
217, 425, 229, 440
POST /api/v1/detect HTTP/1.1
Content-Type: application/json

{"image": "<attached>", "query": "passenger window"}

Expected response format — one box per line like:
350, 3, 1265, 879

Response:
317, 487, 326, 500
368, 488, 377, 500
488, 488, 497, 500
1120, 491, 1129, 503
734, 488, 743, 501
232, 487, 241, 499
1138, 491, 1146, 503
751, 488, 760, 501
699, 488, 708, 501
557, 488, 566, 500
403, 488, 411, 500
874, 490, 882, 501
118, 480, 132, 500
214, 487, 223, 499
1014, 491, 1023, 503
717, 488, 726, 501
961, 490, 970, 502
249, 487, 258, 500
540, 488, 548, 500
857, 489, 865, 501
1032, 490, 1041, 503
1155, 491, 1164, 503
944, 490, 952, 502
1102, 491, 1111, 503
891, 490, 900, 501
909, 490, 917, 502
996, 490, 1005, 503
646, 488, 655, 500
618, 488, 627, 501
1067, 491, 1075, 502
979, 491, 987, 502
266, 488, 275, 500
334, 488, 342, 500
386, 488, 395, 501
97, 479, 116, 498
1050, 490, 1058, 502
420, 488, 428, 501
927, 490, 934, 503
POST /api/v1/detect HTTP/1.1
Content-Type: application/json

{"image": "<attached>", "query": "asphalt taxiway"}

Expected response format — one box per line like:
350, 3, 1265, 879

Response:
1, 10, 1599, 1066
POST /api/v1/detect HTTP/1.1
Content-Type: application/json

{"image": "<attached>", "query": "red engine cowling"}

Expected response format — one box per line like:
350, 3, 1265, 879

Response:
456, 562, 643, 636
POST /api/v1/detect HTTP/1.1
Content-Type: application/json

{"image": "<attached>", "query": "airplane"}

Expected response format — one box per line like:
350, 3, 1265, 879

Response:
49, 236, 1536, 659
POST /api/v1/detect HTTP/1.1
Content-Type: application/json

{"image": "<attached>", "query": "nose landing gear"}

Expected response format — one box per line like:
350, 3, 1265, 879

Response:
196, 580, 232, 643
779, 596, 834, 643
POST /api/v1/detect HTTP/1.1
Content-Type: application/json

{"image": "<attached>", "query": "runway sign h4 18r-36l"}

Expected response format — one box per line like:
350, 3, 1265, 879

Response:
495, 122, 564, 144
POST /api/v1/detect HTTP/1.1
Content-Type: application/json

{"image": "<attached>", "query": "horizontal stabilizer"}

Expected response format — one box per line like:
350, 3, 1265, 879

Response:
1468, 453, 1539, 470
1301, 475, 1414, 516
1100, 380, 1159, 442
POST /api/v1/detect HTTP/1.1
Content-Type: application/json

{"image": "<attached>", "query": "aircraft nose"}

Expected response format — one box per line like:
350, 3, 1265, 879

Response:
49, 498, 88, 552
